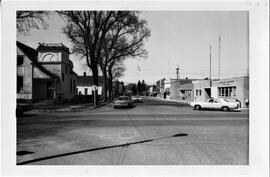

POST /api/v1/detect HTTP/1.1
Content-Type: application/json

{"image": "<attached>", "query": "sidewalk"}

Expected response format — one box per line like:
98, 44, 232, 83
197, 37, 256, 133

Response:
33, 102, 111, 112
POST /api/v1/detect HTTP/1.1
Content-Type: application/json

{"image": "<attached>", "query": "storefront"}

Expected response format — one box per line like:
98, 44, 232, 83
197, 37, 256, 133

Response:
212, 76, 249, 108
192, 76, 249, 108
179, 83, 194, 101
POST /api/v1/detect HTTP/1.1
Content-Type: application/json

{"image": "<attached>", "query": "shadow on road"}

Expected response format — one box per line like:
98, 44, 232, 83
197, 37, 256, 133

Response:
17, 133, 188, 165
17, 150, 34, 156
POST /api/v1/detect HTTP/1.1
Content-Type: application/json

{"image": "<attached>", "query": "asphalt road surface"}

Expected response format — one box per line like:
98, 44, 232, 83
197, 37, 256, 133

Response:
17, 96, 249, 165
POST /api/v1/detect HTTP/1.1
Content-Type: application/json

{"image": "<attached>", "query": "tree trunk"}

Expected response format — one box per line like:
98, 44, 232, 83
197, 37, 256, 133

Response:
108, 68, 113, 101
92, 65, 99, 105
102, 66, 108, 102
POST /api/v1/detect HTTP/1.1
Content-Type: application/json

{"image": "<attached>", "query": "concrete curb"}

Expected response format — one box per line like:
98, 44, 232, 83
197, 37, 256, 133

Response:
34, 102, 112, 112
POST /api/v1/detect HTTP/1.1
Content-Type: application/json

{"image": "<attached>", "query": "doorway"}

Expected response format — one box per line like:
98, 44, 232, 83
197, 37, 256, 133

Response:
204, 88, 211, 99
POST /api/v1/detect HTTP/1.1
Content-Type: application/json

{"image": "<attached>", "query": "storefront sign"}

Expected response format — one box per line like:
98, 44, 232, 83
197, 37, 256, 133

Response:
218, 80, 234, 85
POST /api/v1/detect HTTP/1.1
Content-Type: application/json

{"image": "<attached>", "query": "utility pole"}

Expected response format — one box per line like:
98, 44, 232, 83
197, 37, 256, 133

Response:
210, 44, 212, 87
218, 33, 221, 80
176, 66, 179, 80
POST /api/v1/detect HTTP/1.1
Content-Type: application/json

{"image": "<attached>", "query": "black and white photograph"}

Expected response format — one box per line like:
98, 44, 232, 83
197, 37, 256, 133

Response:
1, 0, 269, 176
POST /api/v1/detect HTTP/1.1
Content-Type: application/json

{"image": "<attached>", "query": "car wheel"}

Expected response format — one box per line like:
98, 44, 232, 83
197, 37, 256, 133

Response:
194, 105, 201, 110
222, 106, 229, 111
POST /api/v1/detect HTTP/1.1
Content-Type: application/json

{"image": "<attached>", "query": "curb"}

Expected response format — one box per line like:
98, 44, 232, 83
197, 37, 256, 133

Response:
33, 102, 112, 112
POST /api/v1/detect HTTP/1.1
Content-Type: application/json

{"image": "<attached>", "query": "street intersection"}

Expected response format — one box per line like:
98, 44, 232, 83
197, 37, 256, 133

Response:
17, 96, 249, 165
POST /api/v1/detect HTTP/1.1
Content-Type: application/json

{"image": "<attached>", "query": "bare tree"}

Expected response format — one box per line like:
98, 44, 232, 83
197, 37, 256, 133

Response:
112, 62, 126, 80
100, 11, 151, 101
59, 11, 129, 104
59, 11, 150, 103
17, 11, 49, 34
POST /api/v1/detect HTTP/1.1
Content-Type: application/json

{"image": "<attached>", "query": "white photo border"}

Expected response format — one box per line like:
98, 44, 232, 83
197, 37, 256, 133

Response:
1, 0, 269, 177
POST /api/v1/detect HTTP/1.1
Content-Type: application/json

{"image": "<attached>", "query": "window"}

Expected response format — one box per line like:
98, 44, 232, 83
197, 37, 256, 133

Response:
17, 56, 24, 66
84, 88, 88, 95
62, 73, 64, 82
17, 76, 23, 93
218, 87, 236, 98
196, 89, 201, 96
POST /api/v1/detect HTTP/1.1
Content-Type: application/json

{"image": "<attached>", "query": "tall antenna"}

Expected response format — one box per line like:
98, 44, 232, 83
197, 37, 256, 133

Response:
218, 33, 221, 80
176, 65, 179, 80
210, 44, 212, 87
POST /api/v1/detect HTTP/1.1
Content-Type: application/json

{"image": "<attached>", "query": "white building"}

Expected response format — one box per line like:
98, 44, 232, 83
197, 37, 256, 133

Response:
77, 73, 103, 96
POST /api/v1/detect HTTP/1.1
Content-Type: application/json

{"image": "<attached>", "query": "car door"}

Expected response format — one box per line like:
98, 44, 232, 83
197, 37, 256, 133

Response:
203, 98, 214, 109
212, 99, 222, 109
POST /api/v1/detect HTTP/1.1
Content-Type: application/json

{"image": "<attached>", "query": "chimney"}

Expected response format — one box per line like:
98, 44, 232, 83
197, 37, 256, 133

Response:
83, 72, 86, 76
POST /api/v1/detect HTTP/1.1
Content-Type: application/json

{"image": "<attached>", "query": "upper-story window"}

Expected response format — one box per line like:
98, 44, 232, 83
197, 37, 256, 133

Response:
17, 56, 24, 66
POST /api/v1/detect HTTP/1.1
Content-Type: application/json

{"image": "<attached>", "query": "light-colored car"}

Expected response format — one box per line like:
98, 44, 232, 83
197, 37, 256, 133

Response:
131, 95, 142, 102
114, 96, 133, 109
190, 98, 239, 111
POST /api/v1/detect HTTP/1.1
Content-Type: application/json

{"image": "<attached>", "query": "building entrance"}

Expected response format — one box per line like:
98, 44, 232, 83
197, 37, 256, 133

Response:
204, 88, 211, 99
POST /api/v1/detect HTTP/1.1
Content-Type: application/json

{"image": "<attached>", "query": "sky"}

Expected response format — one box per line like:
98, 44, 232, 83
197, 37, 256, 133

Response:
17, 11, 249, 85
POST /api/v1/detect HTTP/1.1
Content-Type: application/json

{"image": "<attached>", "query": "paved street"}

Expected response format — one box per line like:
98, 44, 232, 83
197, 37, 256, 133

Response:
17, 96, 249, 165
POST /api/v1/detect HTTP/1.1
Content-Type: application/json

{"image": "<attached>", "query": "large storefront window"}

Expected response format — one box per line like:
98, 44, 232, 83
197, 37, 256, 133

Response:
218, 86, 236, 98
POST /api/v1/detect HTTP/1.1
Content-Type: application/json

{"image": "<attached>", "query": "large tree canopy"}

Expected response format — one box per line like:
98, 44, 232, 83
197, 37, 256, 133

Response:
59, 11, 150, 102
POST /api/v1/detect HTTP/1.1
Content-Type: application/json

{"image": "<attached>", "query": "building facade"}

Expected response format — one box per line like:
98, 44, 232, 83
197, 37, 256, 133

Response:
157, 75, 249, 108
178, 83, 194, 101
192, 76, 249, 107
192, 79, 212, 102
77, 73, 103, 96
17, 41, 77, 103
212, 76, 249, 107
166, 78, 194, 100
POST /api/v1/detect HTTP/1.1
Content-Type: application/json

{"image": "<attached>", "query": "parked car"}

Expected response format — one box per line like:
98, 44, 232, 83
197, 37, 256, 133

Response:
114, 96, 133, 109
131, 95, 142, 102
16, 103, 33, 117
190, 98, 239, 111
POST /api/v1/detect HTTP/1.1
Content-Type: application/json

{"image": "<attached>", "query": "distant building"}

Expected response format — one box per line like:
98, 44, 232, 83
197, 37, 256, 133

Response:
192, 76, 249, 107
77, 72, 103, 95
170, 78, 195, 100
155, 74, 249, 107
17, 41, 77, 103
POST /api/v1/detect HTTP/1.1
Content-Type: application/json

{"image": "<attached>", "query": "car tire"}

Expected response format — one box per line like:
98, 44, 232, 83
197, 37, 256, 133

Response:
222, 106, 229, 111
194, 105, 201, 110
